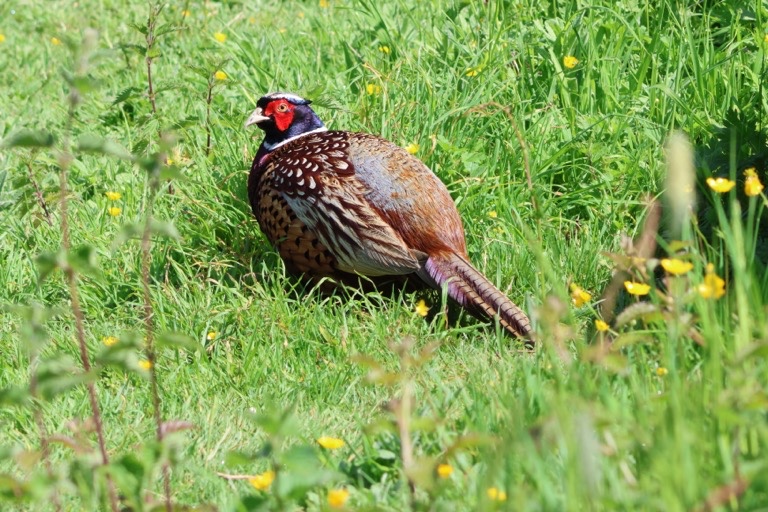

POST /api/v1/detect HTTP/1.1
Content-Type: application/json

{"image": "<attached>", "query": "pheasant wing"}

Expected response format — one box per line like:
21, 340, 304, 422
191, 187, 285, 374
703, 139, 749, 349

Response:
268, 132, 425, 276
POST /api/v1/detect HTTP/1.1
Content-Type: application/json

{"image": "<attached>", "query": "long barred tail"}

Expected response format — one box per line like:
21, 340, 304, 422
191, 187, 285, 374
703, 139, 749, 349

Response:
420, 252, 532, 342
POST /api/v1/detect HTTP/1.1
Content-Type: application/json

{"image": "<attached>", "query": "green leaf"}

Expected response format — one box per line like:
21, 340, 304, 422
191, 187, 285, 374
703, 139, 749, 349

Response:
130, 23, 148, 35
1, 129, 55, 148
159, 165, 185, 181
149, 220, 181, 240
67, 245, 100, 277
77, 133, 133, 160
614, 302, 662, 328
156, 332, 197, 351
146, 47, 162, 59
72, 75, 99, 94
36, 356, 96, 400
111, 222, 144, 249
112, 86, 140, 105
0, 386, 30, 407
35, 251, 61, 283
238, 494, 270, 511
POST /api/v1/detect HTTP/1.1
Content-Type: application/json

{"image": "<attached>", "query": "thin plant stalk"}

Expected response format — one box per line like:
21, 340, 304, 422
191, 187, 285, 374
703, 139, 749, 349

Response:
140, 152, 173, 511
58, 49, 120, 509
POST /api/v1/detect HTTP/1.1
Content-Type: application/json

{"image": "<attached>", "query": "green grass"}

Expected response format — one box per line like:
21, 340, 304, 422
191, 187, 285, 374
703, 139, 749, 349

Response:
2, 0, 768, 510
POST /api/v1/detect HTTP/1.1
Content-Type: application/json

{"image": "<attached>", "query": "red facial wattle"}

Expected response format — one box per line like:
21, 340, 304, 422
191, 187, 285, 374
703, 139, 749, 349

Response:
263, 99, 294, 132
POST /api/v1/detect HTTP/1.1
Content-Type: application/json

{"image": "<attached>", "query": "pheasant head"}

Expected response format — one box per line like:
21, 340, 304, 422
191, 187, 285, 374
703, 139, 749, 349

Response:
246, 92, 327, 157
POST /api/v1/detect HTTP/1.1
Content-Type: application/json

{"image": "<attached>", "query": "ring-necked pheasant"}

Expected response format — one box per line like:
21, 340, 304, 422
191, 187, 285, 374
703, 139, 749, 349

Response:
246, 92, 532, 340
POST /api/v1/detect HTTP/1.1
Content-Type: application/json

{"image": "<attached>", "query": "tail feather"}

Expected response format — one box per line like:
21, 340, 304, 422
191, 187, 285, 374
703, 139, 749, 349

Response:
419, 252, 532, 342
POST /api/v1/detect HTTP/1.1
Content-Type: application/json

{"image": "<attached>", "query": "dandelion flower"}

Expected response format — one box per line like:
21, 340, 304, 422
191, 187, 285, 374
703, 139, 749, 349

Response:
51, 37, 61, 46
138, 360, 152, 370
317, 436, 345, 450
656, 367, 668, 376
706, 177, 735, 193
594, 319, 609, 332
437, 464, 453, 478
213, 32, 227, 43
105, 191, 122, 201
327, 488, 349, 508
660, 258, 693, 276
405, 143, 419, 154
414, 299, 430, 317
207, 331, 217, 341
319, 0, 330, 7
365, 83, 381, 95
107, 206, 122, 217
744, 167, 764, 197
570, 283, 591, 307
248, 470, 275, 491
698, 263, 725, 299
487, 487, 507, 501
214, 70, 227, 80
379, 45, 390, 54
488, 210, 498, 219
102, 336, 118, 346
563, 55, 579, 69
624, 281, 650, 296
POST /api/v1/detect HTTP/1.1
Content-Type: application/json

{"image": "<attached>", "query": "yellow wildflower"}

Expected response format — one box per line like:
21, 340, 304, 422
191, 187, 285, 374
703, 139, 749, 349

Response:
327, 488, 350, 508
405, 143, 419, 154
213, 32, 227, 43
248, 17, 256, 24
569, 283, 591, 307
138, 360, 152, 370
660, 258, 693, 276
248, 470, 275, 491
207, 331, 217, 341
214, 70, 227, 80
107, 206, 122, 217
102, 336, 118, 346
181, 9, 190, 17
437, 464, 453, 478
487, 487, 507, 501
624, 281, 651, 296
365, 83, 382, 95
414, 299, 430, 317
706, 177, 735, 193
594, 319, 609, 332
51, 37, 61, 46
563, 55, 579, 69
0, 34, 5, 43
319, 0, 330, 7
744, 167, 764, 197
698, 263, 725, 299
656, 367, 668, 377
488, 210, 498, 219
465, 66, 482, 77
764, 34, 768, 43
317, 436, 345, 450
379, 45, 390, 54
105, 191, 122, 201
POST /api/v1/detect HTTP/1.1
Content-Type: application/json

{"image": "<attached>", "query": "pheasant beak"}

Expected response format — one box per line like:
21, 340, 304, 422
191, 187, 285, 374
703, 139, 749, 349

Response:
245, 107, 271, 128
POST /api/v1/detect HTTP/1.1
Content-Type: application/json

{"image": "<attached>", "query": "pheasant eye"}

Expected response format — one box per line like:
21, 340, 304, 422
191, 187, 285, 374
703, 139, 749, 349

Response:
276, 103, 290, 113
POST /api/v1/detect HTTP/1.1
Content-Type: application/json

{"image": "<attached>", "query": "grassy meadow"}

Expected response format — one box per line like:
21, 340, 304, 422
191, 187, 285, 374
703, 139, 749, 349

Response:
2, 0, 768, 509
